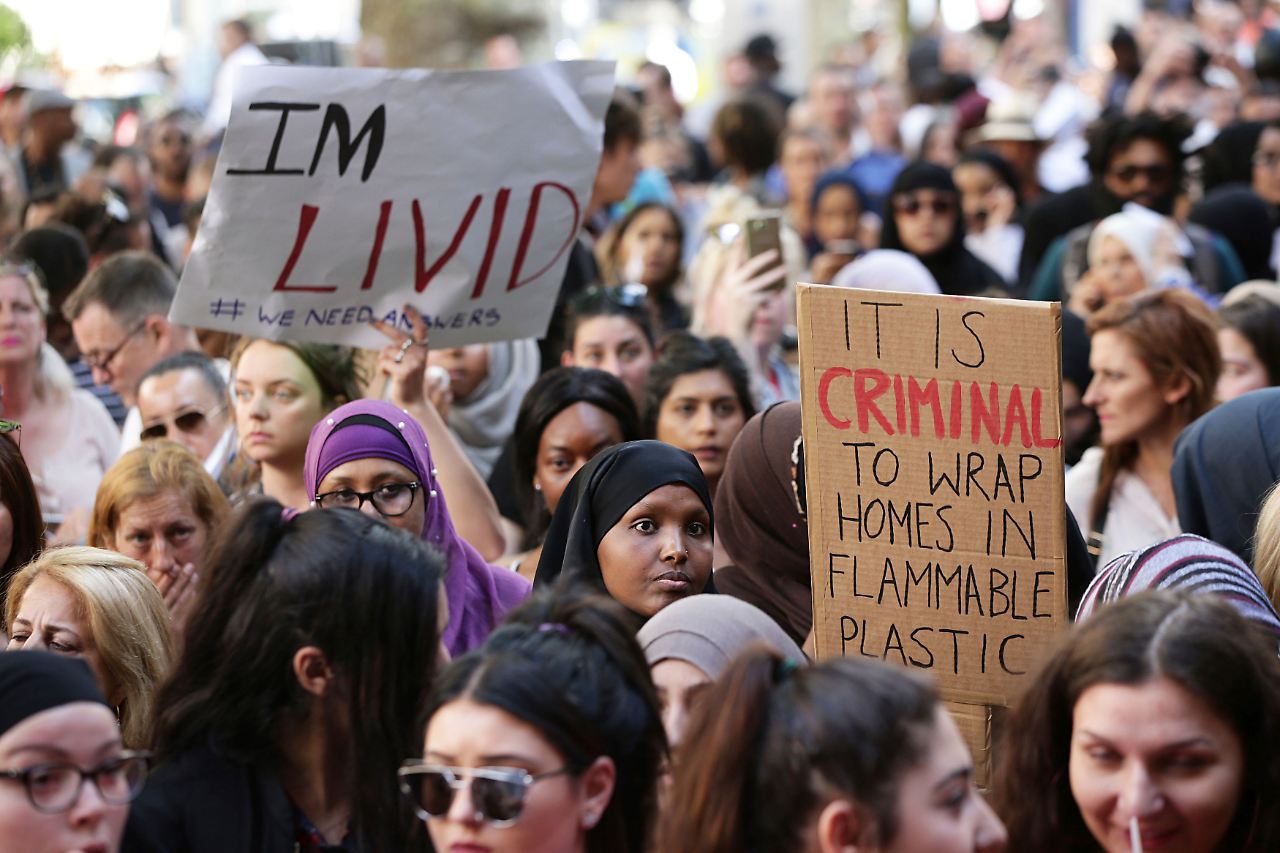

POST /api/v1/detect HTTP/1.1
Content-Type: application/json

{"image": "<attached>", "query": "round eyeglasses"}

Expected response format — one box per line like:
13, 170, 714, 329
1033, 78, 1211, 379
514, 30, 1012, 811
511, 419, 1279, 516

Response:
314, 481, 422, 517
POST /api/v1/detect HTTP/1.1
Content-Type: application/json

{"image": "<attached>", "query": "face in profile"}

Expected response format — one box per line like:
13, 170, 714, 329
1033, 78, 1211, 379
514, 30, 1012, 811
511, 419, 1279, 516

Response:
1083, 330, 1185, 447
595, 483, 712, 617
419, 698, 615, 853
533, 403, 624, 517
233, 341, 330, 468
1216, 327, 1269, 401
1068, 677, 1244, 853
870, 707, 1007, 853
0, 702, 132, 853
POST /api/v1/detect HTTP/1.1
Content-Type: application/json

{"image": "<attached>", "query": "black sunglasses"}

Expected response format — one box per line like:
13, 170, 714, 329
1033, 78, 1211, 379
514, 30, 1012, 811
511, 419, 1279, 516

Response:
570, 283, 648, 312
1109, 163, 1172, 184
140, 406, 225, 441
398, 762, 570, 827
893, 194, 957, 217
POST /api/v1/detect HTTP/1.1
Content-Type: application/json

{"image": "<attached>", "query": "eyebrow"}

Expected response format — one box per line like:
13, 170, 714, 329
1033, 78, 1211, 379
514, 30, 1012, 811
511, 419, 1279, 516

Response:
424, 750, 541, 766
10, 617, 79, 637
932, 766, 972, 792
1078, 730, 1213, 751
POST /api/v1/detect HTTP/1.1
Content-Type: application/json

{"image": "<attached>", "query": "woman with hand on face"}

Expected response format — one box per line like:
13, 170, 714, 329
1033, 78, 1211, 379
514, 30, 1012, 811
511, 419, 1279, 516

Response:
879, 162, 1008, 297
124, 500, 445, 853
646, 332, 755, 498
305, 398, 530, 657
405, 589, 666, 853
0, 651, 150, 853
1065, 290, 1220, 568
5, 546, 173, 748
507, 368, 640, 580
661, 650, 1007, 853
996, 592, 1280, 852
229, 338, 361, 509
534, 441, 714, 625
87, 441, 229, 634
1066, 210, 1189, 319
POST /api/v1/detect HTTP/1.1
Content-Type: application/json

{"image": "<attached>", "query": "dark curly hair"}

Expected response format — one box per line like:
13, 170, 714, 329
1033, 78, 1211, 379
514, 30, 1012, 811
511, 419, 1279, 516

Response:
1084, 111, 1194, 186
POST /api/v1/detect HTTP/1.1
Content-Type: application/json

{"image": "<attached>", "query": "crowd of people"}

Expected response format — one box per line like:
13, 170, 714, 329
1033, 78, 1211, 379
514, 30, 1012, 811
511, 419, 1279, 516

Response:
3, 7, 1280, 853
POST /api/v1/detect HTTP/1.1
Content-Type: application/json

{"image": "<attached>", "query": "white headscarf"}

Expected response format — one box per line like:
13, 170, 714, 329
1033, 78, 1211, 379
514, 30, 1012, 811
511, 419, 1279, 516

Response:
447, 338, 540, 479
830, 249, 941, 294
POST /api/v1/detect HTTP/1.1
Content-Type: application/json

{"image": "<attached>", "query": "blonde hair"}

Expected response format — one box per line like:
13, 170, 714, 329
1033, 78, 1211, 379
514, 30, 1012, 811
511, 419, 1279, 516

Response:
4, 546, 174, 748
0, 262, 69, 404
1254, 483, 1280, 613
88, 440, 230, 552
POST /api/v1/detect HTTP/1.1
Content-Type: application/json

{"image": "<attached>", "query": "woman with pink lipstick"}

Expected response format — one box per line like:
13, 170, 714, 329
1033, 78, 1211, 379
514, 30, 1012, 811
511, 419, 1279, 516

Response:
996, 591, 1280, 852
405, 589, 665, 853
1065, 290, 1220, 568
0, 259, 118, 538
534, 440, 714, 624
645, 332, 754, 498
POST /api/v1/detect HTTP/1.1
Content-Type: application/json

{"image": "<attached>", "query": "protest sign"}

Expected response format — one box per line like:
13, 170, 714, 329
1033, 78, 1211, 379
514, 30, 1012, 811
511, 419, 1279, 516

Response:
797, 284, 1067, 708
172, 61, 615, 348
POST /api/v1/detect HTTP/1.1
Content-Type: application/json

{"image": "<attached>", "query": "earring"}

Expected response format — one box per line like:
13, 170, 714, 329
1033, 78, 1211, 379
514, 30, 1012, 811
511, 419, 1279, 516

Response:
534, 482, 542, 492
583, 811, 599, 829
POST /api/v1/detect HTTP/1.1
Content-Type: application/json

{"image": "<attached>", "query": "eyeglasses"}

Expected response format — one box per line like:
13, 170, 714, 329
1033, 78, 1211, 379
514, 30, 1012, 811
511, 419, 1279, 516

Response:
1108, 163, 1173, 184
892, 193, 957, 217
314, 481, 422, 516
0, 751, 149, 814
140, 404, 227, 441
570, 283, 649, 312
398, 762, 571, 827
0, 419, 20, 448
158, 131, 191, 147
82, 318, 148, 373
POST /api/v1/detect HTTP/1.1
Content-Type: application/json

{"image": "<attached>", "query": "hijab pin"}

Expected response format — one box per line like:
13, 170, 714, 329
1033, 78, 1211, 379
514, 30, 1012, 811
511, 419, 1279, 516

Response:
430, 489, 438, 498
431, 467, 438, 476
326, 417, 334, 425
398, 421, 406, 430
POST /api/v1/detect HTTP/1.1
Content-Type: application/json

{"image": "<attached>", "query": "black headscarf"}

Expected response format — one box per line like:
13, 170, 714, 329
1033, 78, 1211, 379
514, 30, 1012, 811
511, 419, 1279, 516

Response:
534, 441, 714, 597
879, 161, 1008, 296
0, 651, 107, 736
1189, 184, 1277, 281
957, 147, 1024, 210
1173, 388, 1280, 564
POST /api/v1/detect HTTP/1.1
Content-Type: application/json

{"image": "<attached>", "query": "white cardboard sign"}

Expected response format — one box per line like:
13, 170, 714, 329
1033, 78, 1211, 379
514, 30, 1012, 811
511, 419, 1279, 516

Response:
172, 61, 615, 348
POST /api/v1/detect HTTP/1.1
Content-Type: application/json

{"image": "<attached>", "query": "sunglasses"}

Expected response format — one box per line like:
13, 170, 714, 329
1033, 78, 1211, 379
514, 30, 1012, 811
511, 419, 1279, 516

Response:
1109, 163, 1172, 184
398, 762, 570, 827
140, 405, 225, 441
570, 283, 648, 312
892, 194, 957, 217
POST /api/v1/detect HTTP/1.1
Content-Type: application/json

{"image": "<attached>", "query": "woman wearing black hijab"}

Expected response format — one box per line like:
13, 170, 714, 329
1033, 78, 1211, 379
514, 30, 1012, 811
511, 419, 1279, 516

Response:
535, 440, 714, 623
880, 161, 1009, 297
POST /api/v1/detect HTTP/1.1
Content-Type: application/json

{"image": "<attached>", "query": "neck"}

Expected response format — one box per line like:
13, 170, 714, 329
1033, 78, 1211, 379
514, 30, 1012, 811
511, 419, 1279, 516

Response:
261, 461, 309, 509
153, 173, 185, 202
1134, 427, 1177, 476
0, 361, 37, 413
276, 712, 350, 844
24, 137, 58, 164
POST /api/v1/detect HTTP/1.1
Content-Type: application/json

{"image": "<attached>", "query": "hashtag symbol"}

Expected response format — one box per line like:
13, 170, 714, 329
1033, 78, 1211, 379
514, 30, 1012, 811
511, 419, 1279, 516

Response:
209, 298, 245, 320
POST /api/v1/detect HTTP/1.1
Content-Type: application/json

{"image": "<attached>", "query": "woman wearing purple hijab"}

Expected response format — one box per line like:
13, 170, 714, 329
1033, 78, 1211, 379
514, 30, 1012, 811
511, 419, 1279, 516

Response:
304, 399, 530, 656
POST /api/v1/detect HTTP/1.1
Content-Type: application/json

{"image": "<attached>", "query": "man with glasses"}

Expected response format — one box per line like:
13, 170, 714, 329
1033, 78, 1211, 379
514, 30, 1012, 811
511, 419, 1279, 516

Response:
64, 251, 213, 457
1021, 111, 1242, 301
136, 352, 236, 483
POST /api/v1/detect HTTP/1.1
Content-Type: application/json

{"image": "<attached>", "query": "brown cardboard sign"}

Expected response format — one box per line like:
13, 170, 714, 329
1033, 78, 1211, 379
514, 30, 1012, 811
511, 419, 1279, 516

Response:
797, 284, 1067, 706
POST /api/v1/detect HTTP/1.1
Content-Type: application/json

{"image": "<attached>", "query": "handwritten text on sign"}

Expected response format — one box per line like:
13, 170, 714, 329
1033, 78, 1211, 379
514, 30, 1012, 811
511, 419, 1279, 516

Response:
797, 286, 1067, 706
171, 61, 615, 348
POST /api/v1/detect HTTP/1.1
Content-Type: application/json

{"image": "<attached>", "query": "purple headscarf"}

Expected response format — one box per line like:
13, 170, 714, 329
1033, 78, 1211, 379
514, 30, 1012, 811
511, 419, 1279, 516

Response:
304, 399, 530, 656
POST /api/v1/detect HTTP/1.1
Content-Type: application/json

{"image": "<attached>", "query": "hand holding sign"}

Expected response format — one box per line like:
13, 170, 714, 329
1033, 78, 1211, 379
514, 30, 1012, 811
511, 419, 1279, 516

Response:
172, 61, 615, 349
371, 304, 431, 410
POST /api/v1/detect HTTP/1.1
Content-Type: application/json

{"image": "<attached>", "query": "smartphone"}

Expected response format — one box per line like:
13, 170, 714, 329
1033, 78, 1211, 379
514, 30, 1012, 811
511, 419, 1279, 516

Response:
745, 213, 785, 291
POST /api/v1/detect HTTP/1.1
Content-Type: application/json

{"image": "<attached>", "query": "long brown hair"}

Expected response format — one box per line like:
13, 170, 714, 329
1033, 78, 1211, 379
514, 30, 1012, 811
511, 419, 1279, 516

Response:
660, 647, 937, 853
1086, 289, 1220, 528
995, 591, 1280, 851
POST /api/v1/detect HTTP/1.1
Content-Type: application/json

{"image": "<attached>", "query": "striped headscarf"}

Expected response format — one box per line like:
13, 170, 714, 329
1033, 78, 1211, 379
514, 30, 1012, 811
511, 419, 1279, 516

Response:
1076, 534, 1280, 642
